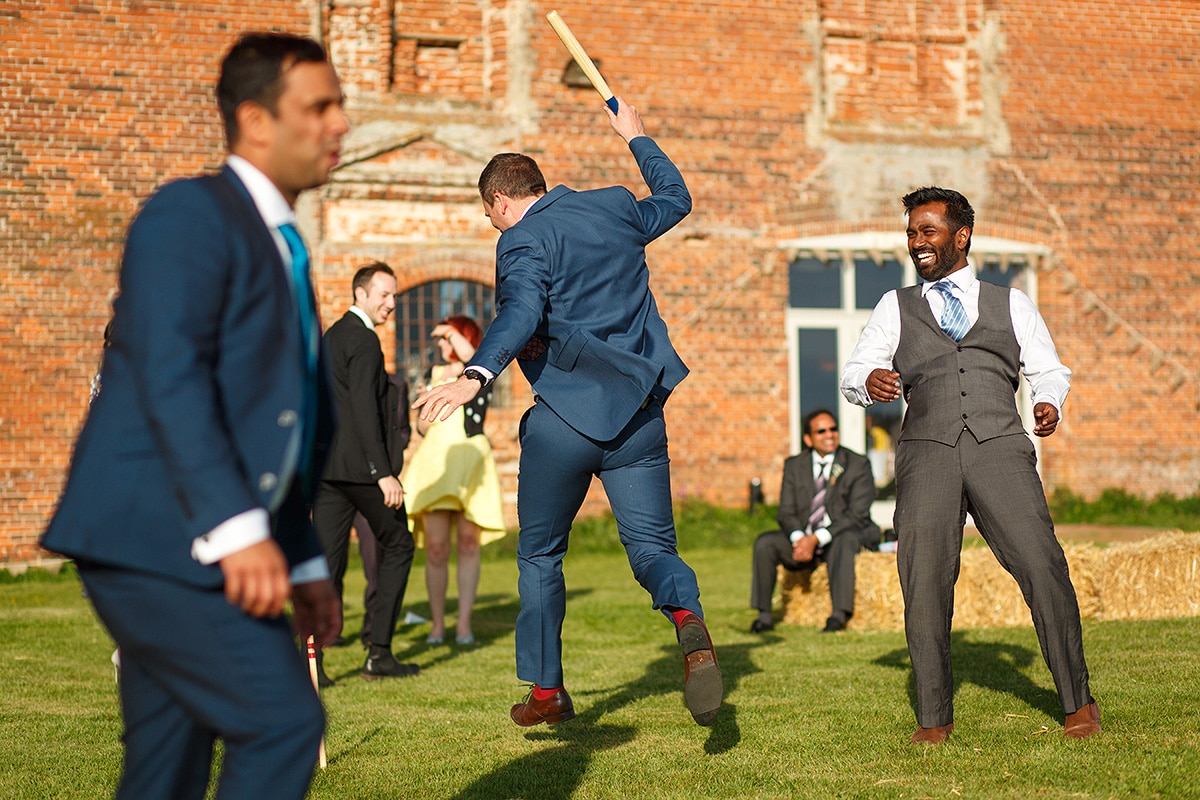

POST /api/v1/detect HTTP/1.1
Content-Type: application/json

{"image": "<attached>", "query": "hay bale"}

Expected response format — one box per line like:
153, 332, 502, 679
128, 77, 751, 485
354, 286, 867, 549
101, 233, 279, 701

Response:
776, 531, 1200, 631
1094, 531, 1200, 621
780, 552, 903, 630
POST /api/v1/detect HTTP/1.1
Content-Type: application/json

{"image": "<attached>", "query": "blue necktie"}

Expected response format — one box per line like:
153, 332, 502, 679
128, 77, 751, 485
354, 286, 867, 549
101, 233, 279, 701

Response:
931, 280, 970, 342
277, 223, 318, 372
278, 222, 318, 483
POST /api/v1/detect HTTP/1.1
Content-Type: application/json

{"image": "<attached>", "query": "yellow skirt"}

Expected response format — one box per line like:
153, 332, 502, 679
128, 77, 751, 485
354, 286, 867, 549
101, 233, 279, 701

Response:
402, 405, 507, 548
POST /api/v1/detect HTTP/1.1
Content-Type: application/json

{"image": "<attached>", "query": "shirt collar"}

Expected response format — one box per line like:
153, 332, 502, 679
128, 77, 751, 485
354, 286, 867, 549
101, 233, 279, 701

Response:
348, 305, 374, 328
226, 155, 293, 230
921, 263, 975, 296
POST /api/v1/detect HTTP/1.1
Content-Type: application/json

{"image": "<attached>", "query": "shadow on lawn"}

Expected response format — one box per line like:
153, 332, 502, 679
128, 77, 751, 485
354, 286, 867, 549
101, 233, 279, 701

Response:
448, 637, 766, 799
330, 590, 591, 679
874, 630, 1063, 722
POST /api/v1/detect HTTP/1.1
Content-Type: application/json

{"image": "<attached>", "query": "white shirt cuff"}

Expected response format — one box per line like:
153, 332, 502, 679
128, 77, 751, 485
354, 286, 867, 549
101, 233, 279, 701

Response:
290, 556, 331, 585
813, 528, 833, 547
191, 508, 270, 564
788, 529, 805, 543
191, 509, 330, 585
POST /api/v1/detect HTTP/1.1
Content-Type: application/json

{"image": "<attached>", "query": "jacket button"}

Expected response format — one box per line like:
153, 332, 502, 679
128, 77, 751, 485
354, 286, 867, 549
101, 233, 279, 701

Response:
961, 391, 967, 397
959, 368, 965, 373
961, 413, 968, 420
277, 410, 298, 427
258, 473, 278, 492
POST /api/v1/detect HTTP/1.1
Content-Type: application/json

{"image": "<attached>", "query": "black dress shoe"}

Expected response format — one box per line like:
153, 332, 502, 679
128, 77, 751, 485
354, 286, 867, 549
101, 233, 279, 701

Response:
510, 687, 575, 726
822, 616, 847, 633
315, 651, 335, 688
328, 635, 351, 648
677, 614, 723, 726
750, 619, 775, 634
361, 647, 421, 680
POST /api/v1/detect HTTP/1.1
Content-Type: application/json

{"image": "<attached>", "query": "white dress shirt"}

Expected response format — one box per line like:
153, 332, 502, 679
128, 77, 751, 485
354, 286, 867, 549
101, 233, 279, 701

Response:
840, 265, 1071, 412
189, 155, 329, 584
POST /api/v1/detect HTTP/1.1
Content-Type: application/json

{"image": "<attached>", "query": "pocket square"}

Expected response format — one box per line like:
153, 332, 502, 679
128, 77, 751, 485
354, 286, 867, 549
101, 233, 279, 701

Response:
517, 335, 548, 361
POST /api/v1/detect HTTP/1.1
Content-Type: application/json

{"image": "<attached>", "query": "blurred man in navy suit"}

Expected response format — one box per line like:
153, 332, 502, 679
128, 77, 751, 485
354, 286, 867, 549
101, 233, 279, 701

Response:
43, 32, 348, 799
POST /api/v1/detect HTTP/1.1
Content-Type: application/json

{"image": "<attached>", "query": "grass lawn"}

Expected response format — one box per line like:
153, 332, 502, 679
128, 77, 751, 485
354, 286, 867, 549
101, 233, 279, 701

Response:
3, 539, 1199, 799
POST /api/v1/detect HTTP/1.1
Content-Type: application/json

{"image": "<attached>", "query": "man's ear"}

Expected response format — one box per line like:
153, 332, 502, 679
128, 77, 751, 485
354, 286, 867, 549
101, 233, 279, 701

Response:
235, 101, 270, 149
955, 226, 971, 252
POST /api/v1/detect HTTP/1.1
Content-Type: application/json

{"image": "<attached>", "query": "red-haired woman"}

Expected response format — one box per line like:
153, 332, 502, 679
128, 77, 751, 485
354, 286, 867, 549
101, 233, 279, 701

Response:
403, 316, 506, 645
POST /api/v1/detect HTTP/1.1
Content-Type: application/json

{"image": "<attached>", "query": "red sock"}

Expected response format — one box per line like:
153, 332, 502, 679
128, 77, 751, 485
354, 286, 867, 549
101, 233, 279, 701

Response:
532, 685, 561, 700
670, 608, 699, 627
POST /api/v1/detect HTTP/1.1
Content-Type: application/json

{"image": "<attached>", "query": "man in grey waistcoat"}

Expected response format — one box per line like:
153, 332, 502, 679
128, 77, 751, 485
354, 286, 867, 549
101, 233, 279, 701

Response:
840, 186, 1100, 745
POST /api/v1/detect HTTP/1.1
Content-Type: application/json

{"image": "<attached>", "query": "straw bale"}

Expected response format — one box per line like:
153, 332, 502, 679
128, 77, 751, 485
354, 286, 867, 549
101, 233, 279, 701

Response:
1093, 531, 1200, 621
777, 531, 1200, 631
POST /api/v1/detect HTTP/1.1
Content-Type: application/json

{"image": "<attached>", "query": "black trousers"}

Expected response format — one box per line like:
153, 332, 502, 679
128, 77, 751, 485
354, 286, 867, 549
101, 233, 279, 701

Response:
313, 480, 414, 648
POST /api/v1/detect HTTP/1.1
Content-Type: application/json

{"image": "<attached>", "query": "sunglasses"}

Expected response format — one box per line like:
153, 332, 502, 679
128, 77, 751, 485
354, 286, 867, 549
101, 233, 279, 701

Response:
811, 426, 838, 435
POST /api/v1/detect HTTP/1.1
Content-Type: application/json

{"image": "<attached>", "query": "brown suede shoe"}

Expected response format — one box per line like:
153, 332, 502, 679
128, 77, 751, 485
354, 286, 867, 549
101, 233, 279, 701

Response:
910, 723, 954, 745
510, 687, 575, 727
677, 613, 723, 727
1063, 701, 1101, 739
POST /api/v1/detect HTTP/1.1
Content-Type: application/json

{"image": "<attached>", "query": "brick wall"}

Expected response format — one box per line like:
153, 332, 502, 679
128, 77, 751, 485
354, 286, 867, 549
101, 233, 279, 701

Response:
3, 0, 1198, 562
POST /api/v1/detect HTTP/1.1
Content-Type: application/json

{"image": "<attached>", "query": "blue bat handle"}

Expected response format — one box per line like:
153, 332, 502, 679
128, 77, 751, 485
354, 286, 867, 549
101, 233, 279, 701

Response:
605, 96, 619, 113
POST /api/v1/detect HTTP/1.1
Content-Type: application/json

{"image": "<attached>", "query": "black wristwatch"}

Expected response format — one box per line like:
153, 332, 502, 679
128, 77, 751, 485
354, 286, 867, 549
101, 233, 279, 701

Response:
462, 367, 493, 389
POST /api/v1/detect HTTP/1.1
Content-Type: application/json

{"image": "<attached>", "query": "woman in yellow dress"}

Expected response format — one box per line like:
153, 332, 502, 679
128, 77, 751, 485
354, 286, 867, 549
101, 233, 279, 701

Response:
404, 316, 506, 645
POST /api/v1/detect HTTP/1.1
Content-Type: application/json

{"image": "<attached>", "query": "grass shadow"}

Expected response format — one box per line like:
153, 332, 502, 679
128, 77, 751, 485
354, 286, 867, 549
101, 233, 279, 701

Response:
874, 630, 1063, 721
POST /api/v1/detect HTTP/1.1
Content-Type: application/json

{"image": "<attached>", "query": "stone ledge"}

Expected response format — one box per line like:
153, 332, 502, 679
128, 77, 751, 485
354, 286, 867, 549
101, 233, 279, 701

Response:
2, 558, 69, 577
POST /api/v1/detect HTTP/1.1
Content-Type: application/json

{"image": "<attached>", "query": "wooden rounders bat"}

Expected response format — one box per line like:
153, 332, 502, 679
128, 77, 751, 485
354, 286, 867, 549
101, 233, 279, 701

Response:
306, 635, 328, 769
546, 10, 618, 113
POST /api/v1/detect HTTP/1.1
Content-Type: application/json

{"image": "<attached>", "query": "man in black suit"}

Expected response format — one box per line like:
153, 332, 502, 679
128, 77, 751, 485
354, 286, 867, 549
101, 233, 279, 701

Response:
750, 409, 881, 633
313, 262, 419, 681
42, 33, 345, 799
353, 370, 412, 648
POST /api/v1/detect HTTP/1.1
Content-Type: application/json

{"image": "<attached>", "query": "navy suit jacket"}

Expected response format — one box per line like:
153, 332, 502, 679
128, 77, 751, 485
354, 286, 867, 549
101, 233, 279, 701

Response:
470, 136, 690, 442
42, 167, 333, 587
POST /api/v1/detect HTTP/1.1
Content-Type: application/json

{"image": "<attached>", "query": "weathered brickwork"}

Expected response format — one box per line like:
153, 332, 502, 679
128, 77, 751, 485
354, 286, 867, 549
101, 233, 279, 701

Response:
2, 1, 1198, 562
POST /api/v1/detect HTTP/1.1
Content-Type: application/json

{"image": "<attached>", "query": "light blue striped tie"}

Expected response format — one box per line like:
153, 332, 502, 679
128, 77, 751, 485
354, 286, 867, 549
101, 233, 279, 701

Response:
278, 222, 318, 484
931, 280, 970, 342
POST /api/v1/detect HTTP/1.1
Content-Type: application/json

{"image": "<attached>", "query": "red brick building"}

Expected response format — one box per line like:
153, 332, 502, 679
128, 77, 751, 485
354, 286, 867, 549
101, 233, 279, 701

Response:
3, 1, 1198, 563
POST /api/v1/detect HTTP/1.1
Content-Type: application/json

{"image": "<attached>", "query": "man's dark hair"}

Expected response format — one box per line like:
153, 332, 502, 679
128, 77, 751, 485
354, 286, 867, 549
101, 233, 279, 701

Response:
478, 153, 548, 204
217, 32, 329, 148
352, 262, 395, 299
802, 408, 838, 438
901, 186, 975, 255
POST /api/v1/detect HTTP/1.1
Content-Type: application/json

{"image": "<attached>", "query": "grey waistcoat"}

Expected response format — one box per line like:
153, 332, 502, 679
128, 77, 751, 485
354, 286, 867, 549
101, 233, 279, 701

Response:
894, 281, 1024, 445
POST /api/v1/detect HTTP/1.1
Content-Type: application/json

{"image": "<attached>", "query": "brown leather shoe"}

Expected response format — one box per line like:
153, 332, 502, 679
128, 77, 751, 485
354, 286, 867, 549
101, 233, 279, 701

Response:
677, 613, 723, 727
1063, 701, 1101, 739
910, 723, 954, 745
510, 687, 575, 727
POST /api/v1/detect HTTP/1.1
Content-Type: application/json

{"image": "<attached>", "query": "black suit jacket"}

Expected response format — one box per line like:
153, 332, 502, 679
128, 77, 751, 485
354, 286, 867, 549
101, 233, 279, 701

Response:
320, 310, 396, 483
777, 446, 880, 543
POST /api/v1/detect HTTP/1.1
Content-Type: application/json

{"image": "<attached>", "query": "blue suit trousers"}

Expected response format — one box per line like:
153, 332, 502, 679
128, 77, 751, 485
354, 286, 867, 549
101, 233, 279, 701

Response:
514, 399, 703, 687
78, 564, 324, 800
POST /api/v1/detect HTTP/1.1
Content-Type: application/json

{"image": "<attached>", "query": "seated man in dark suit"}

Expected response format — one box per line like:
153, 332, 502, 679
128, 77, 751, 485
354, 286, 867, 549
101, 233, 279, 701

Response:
750, 409, 881, 633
